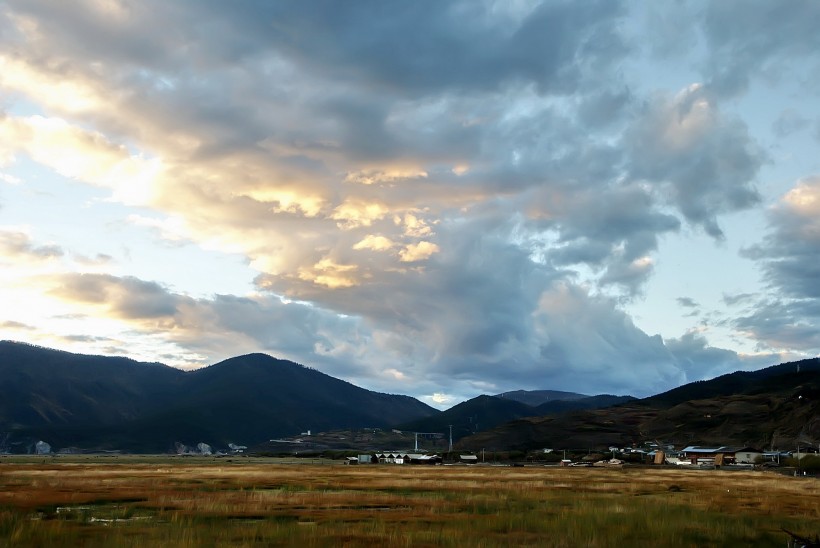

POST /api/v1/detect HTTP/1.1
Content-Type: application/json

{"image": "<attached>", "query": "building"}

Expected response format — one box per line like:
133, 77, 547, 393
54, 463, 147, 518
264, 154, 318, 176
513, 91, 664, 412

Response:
376, 452, 407, 464
681, 446, 747, 465
733, 447, 763, 464
374, 452, 441, 464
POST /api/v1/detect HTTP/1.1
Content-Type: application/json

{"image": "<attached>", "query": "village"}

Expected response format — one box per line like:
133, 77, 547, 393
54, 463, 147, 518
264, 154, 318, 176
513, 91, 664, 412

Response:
231, 428, 820, 473
341, 443, 819, 472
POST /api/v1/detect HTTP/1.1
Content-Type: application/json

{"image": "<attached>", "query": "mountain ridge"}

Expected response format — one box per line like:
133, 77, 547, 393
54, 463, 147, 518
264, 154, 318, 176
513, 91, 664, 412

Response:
3, 341, 817, 454
457, 359, 820, 451
0, 341, 436, 452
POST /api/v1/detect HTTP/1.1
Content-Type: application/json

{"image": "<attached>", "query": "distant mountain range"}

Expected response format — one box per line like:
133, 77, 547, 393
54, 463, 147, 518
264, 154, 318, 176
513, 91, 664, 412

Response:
2, 341, 817, 454
494, 389, 588, 406
0, 341, 436, 452
398, 393, 635, 441
458, 358, 820, 451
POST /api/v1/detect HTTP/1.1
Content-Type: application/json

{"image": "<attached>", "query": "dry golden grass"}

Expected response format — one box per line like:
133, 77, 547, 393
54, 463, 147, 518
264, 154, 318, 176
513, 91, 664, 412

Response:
0, 458, 817, 546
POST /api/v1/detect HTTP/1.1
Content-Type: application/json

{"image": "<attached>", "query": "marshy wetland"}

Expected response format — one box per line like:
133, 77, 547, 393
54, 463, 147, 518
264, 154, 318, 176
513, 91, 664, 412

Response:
0, 456, 817, 546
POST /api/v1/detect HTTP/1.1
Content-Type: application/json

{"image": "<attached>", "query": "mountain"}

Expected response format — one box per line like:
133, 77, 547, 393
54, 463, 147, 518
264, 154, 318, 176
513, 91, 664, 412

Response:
0, 341, 184, 428
642, 359, 817, 406
457, 358, 820, 451
495, 389, 588, 407
0, 341, 437, 452
397, 393, 636, 442
397, 395, 540, 440
533, 394, 636, 415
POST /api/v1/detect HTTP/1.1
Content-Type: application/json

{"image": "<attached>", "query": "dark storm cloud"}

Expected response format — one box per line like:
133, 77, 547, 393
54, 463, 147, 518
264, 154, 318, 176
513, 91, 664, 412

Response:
206, 0, 628, 96
743, 178, 820, 300
623, 86, 762, 239
0, 0, 789, 400
664, 330, 779, 382
736, 178, 820, 351
257, 215, 554, 360
576, 86, 633, 129
45, 272, 376, 372
700, 0, 820, 97
528, 184, 681, 294
734, 299, 820, 352
531, 282, 684, 395
254, 216, 692, 396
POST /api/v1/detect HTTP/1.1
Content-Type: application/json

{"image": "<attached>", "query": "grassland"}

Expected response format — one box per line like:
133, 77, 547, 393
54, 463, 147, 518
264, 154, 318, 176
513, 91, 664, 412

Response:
0, 457, 817, 547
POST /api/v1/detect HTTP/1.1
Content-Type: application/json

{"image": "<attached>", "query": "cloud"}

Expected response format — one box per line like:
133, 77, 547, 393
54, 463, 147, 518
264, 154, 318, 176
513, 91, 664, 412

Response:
531, 282, 685, 394
0, 229, 64, 262
0, 113, 161, 205
399, 241, 440, 263
0, 320, 36, 331
745, 177, 820, 300
331, 199, 391, 229
42, 271, 368, 368
0, 172, 22, 185
734, 300, 820, 353
352, 235, 394, 252
737, 177, 820, 352
722, 292, 756, 307
523, 183, 680, 294
664, 330, 781, 382
230, 0, 628, 96
699, 0, 820, 97
298, 258, 358, 289
772, 109, 811, 138
50, 273, 178, 320
0, 1, 800, 402
623, 85, 762, 239
73, 253, 114, 266
676, 297, 699, 308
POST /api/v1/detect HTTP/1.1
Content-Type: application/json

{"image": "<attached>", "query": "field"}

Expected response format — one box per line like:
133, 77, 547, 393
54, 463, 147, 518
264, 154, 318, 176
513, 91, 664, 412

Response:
0, 457, 818, 547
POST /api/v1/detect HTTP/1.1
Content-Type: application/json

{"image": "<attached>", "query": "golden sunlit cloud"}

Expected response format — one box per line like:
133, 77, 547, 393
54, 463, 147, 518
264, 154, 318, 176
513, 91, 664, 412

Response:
399, 241, 440, 262
331, 199, 390, 229
0, 114, 161, 205
782, 177, 820, 215
352, 234, 395, 252
430, 392, 453, 405
298, 258, 358, 288
344, 168, 428, 185
244, 188, 326, 217
398, 213, 433, 237
0, 55, 102, 114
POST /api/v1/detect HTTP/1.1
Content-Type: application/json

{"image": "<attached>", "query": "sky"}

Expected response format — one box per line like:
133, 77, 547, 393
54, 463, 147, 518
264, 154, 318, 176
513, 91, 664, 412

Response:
1, 0, 819, 409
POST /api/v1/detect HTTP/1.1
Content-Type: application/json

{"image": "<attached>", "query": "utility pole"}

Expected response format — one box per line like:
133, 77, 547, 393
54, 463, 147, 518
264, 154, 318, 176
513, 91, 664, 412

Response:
413, 432, 441, 452
448, 425, 453, 453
